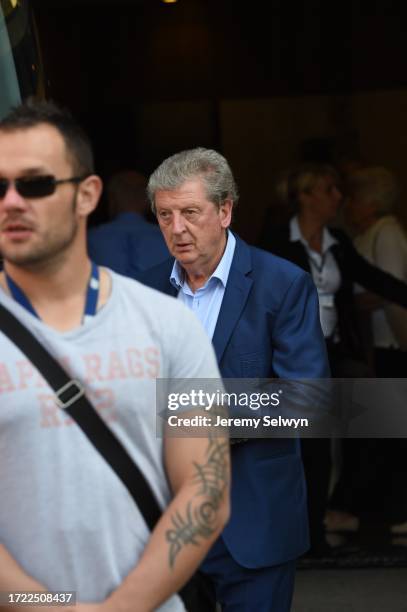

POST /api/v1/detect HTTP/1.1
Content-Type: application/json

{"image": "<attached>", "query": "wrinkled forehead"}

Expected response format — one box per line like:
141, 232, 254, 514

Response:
157, 177, 210, 202
0, 123, 72, 176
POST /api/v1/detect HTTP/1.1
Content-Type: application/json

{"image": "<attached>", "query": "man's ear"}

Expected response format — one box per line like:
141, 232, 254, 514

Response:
220, 198, 233, 229
76, 175, 103, 217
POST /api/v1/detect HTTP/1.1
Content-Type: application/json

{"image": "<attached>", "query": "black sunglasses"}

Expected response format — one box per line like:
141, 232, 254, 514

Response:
0, 174, 88, 199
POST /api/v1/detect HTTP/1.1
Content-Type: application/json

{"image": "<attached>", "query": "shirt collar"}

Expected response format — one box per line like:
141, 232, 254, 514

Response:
170, 230, 236, 290
289, 215, 337, 254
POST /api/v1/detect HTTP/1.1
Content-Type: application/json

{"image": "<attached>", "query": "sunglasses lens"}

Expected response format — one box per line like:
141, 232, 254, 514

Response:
0, 180, 8, 198
17, 176, 56, 198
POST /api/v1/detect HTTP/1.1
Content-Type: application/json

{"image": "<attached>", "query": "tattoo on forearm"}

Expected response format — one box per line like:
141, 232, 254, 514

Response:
166, 436, 229, 568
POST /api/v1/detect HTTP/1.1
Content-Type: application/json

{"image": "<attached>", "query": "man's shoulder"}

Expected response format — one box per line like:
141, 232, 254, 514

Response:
136, 257, 175, 292
110, 268, 182, 314
111, 270, 214, 343
111, 267, 169, 297
236, 236, 309, 285
251, 243, 303, 272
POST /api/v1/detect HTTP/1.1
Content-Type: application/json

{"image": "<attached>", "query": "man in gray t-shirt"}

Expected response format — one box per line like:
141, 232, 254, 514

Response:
0, 100, 230, 612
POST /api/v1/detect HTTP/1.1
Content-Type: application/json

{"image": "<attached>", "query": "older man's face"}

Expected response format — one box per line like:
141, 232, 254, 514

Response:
155, 177, 232, 279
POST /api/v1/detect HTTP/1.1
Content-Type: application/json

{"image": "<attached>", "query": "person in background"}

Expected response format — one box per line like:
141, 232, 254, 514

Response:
139, 147, 330, 612
345, 166, 407, 355
88, 170, 169, 277
344, 166, 407, 535
259, 163, 407, 554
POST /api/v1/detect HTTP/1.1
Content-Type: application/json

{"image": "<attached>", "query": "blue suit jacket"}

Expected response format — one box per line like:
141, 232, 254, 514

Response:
140, 235, 330, 568
88, 212, 169, 278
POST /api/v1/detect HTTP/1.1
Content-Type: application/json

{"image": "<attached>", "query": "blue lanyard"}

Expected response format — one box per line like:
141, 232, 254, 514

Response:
5, 262, 100, 322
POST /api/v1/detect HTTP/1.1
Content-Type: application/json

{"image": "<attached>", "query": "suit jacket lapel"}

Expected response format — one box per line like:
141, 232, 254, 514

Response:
147, 258, 177, 297
168, 283, 178, 297
212, 237, 253, 363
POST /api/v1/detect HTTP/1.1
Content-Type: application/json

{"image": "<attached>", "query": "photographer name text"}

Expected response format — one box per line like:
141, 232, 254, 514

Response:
167, 414, 309, 429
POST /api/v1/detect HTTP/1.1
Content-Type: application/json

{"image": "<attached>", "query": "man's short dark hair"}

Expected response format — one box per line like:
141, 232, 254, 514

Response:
0, 99, 94, 175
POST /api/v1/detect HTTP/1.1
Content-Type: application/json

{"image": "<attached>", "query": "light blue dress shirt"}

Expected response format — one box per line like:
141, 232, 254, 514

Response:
170, 231, 236, 339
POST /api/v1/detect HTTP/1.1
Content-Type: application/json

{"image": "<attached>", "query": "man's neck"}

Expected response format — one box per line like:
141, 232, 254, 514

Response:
0, 247, 110, 331
3, 248, 90, 303
183, 268, 210, 293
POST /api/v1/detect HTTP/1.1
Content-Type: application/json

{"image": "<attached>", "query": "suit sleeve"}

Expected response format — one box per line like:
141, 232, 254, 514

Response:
271, 272, 330, 379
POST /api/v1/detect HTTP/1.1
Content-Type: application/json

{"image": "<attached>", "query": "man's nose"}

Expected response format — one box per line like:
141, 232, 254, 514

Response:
171, 212, 186, 234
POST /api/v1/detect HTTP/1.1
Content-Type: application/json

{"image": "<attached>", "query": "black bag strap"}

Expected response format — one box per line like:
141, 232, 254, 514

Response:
0, 302, 208, 610
0, 302, 161, 530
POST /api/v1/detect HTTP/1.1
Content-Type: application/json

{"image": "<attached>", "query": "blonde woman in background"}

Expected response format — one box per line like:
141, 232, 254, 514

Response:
345, 167, 407, 353
345, 166, 407, 536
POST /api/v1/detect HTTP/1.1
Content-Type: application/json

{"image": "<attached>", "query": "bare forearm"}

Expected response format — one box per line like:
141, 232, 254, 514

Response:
108, 489, 228, 611
0, 543, 46, 595
0, 546, 96, 612
0, 545, 73, 612
107, 436, 230, 612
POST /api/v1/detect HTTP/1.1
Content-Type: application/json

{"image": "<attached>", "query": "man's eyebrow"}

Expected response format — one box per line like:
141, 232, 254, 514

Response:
17, 167, 50, 176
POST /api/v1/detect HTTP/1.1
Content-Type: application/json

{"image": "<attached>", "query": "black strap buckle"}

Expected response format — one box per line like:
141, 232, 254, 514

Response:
56, 379, 85, 409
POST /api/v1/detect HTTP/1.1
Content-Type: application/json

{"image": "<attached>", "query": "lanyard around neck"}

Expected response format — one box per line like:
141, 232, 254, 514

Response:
4, 261, 100, 322
308, 251, 327, 275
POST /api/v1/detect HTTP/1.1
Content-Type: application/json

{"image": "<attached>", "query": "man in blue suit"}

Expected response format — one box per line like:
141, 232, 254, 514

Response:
88, 170, 169, 276
140, 148, 330, 611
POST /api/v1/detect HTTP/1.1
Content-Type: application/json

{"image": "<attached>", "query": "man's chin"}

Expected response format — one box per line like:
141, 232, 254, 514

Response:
0, 247, 30, 265
171, 250, 197, 264
178, 256, 198, 267
1, 245, 52, 268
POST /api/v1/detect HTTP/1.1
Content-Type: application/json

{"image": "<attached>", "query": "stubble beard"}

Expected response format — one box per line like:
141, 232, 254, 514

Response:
2, 193, 80, 271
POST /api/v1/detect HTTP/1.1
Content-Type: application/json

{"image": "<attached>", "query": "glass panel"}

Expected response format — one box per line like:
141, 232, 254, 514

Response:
0, 0, 43, 119
0, 0, 21, 118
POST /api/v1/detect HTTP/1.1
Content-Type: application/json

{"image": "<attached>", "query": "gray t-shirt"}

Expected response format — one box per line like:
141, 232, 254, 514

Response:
0, 271, 221, 609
